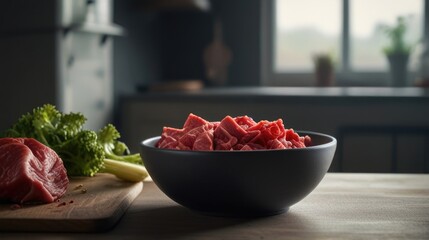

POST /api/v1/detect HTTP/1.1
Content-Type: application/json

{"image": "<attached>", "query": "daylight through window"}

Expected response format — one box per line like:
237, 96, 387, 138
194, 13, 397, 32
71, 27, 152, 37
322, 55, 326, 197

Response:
274, 0, 424, 74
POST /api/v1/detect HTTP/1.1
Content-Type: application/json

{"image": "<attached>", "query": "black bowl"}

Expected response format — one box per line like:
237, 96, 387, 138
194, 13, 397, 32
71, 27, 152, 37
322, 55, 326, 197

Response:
140, 131, 336, 217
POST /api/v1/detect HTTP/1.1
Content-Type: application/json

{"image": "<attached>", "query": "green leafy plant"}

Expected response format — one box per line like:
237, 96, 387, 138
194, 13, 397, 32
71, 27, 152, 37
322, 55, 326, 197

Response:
379, 16, 412, 55
313, 53, 334, 69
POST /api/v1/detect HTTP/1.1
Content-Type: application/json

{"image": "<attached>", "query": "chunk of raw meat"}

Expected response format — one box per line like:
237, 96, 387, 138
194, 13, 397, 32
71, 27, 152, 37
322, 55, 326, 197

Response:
156, 114, 311, 151
156, 113, 215, 151
213, 116, 247, 150
0, 138, 69, 204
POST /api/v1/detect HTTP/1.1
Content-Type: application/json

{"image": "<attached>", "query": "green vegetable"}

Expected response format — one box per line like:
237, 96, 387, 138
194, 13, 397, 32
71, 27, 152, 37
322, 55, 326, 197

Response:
379, 16, 413, 55
97, 124, 142, 165
103, 159, 149, 182
57, 130, 105, 177
3, 104, 148, 182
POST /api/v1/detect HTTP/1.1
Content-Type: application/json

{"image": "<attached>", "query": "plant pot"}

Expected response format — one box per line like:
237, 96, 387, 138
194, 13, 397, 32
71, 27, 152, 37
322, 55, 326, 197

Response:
387, 53, 409, 87
315, 65, 334, 87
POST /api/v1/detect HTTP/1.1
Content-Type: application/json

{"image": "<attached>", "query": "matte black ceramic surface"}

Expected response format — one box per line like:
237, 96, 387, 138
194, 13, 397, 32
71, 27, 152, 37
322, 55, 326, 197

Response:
140, 131, 336, 217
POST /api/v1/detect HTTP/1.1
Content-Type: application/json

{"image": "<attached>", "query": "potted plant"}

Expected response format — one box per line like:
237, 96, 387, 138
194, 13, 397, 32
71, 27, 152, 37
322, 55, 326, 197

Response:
380, 16, 413, 87
313, 53, 335, 87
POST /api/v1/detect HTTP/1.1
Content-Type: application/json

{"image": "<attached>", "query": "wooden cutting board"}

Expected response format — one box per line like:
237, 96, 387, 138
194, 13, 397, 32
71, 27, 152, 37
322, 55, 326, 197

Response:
0, 173, 143, 233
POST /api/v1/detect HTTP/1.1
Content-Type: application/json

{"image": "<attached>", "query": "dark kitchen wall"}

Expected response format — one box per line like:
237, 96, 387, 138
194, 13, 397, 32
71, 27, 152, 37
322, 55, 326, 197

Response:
113, 0, 262, 96
211, 0, 262, 86
113, 1, 162, 97
0, 1, 58, 132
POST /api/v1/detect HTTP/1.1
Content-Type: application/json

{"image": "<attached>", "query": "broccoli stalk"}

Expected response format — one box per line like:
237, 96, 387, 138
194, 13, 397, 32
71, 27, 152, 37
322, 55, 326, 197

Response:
102, 159, 148, 182
96, 124, 147, 181
3, 104, 148, 182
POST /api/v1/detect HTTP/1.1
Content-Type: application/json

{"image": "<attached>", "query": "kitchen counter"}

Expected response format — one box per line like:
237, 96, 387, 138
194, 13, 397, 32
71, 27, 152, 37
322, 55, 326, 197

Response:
1, 173, 428, 239
120, 87, 429, 173
131, 86, 429, 99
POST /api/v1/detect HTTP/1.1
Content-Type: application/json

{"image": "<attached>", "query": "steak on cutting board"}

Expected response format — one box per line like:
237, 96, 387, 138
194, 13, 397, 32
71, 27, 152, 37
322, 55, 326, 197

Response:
0, 138, 69, 204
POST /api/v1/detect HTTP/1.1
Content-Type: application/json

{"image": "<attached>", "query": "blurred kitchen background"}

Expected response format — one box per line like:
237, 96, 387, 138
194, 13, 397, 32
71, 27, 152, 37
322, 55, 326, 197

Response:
1, 0, 429, 173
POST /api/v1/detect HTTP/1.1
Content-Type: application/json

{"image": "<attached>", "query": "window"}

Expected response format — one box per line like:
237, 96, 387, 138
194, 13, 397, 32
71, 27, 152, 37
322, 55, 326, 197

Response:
262, 0, 427, 86
350, 0, 424, 71
274, 0, 341, 72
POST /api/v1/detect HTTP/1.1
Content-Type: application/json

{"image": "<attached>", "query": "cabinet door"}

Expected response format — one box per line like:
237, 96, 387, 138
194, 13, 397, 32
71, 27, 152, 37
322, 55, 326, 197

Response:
396, 134, 427, 173
60, 31, 113, 131
342, 133, 393, 172
339, 127, 429, 173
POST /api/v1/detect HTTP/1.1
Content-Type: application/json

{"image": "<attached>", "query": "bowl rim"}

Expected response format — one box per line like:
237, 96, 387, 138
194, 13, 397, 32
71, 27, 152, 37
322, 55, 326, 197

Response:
141, 130, 337, 153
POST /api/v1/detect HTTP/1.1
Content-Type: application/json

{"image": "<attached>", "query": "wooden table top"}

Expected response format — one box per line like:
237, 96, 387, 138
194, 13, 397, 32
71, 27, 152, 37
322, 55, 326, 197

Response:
1, 173, 428, 239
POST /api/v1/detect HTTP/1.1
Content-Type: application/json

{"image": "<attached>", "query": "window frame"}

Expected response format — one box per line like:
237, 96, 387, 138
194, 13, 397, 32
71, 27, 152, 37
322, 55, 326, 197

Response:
261, 0, 429, 87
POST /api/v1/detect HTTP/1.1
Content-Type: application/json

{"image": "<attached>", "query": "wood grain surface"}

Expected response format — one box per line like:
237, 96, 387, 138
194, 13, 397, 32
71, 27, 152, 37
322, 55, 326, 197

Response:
0, 173, 143, 233
0, 173, 428, 239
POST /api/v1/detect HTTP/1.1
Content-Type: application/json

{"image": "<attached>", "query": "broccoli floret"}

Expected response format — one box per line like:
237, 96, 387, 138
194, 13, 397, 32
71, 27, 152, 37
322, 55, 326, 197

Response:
113, 141, 130, 156
97, 124, 143, 165
4, 104, 148, 181
56, 112, 86, 140
57, 130, 105, 177
28, 104, 63, 145
4, 104, 59, 145
4, 104, 86, 146
4, 112, 35, 139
